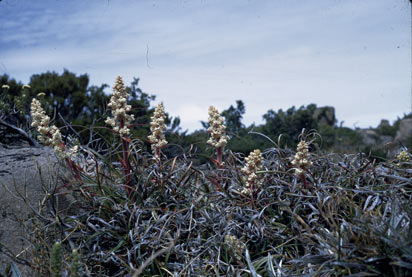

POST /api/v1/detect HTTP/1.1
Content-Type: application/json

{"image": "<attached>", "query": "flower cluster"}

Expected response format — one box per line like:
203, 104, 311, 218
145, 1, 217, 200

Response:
30, 98, 78, 159
241, 149, 263, 194
30, 98, 63, 153
105, 76, 135, 136
397, 150, 410, 162
66, 145, 79, 159
148, 103, 168, 153
224, 234, 245, 261
207, 106, 229, 148
291, 140, 312, 175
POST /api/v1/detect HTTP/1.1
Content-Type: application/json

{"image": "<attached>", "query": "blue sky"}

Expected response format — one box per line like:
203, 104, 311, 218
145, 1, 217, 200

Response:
0, 0, 410, 132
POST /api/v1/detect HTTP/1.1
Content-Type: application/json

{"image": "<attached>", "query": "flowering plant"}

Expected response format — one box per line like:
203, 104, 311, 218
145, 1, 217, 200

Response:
148, 103, 168, 162
105, 76, 135, 136
207, 105, 229, 166
30, 98, 81, 178
241, 149, 263, 196
291, 140, 312, 176
105, 76, 134, 195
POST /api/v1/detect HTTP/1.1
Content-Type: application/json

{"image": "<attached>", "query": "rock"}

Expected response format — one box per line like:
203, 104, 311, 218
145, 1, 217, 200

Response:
0, 123, 30, 147
313, 106, 336, 126
0, 119, 39, 147
380, 135, 394, 145
356, 117, 411, 158
357, 128, 401, 157
0, 145, 64, 275
395, 118, 412, 143
358, 129, 379, 145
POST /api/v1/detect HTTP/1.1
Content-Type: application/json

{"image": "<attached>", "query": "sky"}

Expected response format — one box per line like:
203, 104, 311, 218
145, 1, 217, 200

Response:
0, 0, 411, 132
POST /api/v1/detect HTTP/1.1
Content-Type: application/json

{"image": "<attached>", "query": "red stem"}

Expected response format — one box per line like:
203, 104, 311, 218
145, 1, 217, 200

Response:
155, 148, 161, 164
217, 147, 222, 168
120, 118, 132, 196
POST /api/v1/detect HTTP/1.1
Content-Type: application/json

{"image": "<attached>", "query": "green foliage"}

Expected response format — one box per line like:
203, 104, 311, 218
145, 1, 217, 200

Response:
0, 74, 22, 98
262, 104, 319, 148
50, 242, 63, 277
70, 249, 81, 277
29, 70, 90, 122
377, 124, 398, 137
317, 125, 363, 152
218, 103, 320, 155
225, 125, 268, 155
0, 70, 182, 153
2, 70, 408, 157
221, 99, 245, 134
361, 145, 388, 162
0, 75, 28, 127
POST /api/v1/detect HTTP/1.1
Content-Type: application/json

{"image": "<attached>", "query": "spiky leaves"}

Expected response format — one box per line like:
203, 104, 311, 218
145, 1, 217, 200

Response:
50, 242, 63, 277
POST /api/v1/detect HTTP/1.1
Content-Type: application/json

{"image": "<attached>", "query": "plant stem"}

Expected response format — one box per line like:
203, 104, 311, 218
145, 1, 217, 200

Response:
120, 118, 132, 196
217, 147, 222, 168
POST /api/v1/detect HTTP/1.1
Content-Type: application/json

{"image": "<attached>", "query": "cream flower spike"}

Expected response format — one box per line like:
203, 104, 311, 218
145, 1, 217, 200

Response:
207, 106, 229, 148
30, 98, 66, 157
241, 149, 263, 194
225, 234, 246, 261
291, 140, 312, 175
148, 103, 168, 159
105, 76, 135, 136
397, 150, 410, 164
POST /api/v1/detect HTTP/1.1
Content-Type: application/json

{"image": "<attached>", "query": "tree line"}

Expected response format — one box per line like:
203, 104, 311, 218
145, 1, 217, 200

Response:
0, 70, 409, 160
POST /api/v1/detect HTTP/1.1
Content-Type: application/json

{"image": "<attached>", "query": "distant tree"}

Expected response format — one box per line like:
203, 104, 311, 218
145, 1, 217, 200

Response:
262, 104, 318, 147
221, 100, 245, 135
29, 69, 90, 123
0, 74, 23, 98
2, 70, 182, 150
0, 75, 37, 145
85, 84, 110, 122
